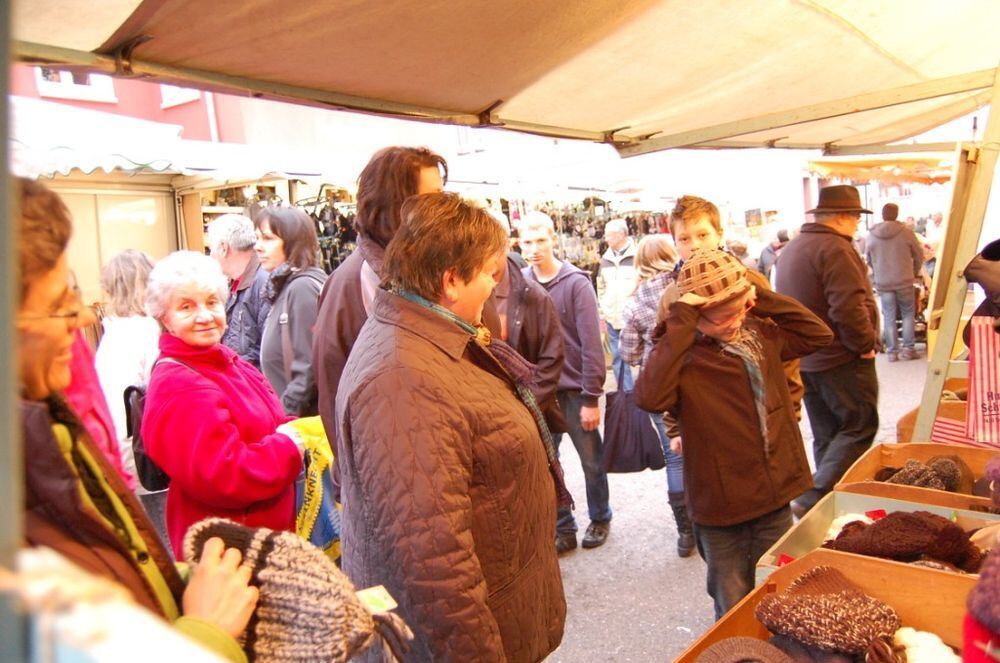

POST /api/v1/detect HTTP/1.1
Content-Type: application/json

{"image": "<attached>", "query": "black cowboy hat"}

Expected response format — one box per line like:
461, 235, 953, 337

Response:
807, 185, 872, 215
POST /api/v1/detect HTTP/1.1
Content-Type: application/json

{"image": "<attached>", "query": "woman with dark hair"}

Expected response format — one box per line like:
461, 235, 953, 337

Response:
255, 206, 327, 416
313, 146, 448, 483
337, 192, 566, 662
16, 178, 257, 662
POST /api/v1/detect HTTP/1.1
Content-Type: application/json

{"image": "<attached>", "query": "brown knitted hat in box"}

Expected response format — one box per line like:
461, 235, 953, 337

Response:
755, 566, 900, 655
184, 518, 413, 663
678, 248, 751, 306
696, 636, 793, 663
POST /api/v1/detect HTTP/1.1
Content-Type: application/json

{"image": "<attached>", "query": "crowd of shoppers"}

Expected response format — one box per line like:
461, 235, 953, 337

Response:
16, 147, 897, 659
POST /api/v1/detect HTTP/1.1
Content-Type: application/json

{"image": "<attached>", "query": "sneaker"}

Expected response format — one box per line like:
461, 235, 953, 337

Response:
899, 348, 919, 361
555, 533, 577, 555
581, 520, 611, 549
887, 352, 898, 363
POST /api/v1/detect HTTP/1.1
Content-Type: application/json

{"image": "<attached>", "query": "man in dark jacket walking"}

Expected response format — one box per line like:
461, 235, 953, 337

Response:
519, 211, 611, 554
208, 214, 271, 367
775, 185, 880, 515
865, 203, 925, 361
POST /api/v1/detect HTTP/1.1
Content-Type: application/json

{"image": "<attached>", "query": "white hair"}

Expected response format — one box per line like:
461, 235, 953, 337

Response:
518, 210, 556, 235
487, 208, 511, 236
145, 251, 229, 321
605, 218, 628, 235
206, 214, 257, 252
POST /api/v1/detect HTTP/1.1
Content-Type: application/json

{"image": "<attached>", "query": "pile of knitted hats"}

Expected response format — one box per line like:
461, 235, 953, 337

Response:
822, 510, 985, 574
874, 455, 973, 493
183, 518, 413, 663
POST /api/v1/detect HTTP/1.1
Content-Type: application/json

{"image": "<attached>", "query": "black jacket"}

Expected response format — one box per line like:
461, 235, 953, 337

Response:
221, 253, 271, 367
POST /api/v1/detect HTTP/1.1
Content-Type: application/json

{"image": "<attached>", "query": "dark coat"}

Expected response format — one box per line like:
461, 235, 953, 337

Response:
635, 288, 832, 527
775, 224, 879, 373
221, 253, 271, 368
336, 290, 566, 662
501, 257, 567, 433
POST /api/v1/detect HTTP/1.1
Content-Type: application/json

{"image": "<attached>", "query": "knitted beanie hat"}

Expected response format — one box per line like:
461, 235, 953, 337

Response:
755, 566, 900, 655
986, 456, 1000, 508
184, 518, 413, 663
696, 636, 793, 663
969, 547, 1000, 634
885, 459, 947, 491
677, 248, 751, 306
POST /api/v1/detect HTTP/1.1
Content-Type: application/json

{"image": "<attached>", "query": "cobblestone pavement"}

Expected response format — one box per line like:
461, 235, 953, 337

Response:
548, 350, 928, 662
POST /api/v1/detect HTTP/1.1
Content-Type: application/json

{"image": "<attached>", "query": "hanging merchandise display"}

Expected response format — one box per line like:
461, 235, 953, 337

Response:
296, 185, 357, 274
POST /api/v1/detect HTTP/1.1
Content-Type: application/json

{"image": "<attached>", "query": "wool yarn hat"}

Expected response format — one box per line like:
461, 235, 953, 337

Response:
806, 185, 872, 215
966, 548, 1000, 661
823, 510, 985, 573
677, 248, 751, 306
986, 456, 1000, 508
882, 203, 900, 221
885, 459, 947, 491
184, 518, 413, 663
755, 566, 900, 655
696, 636, 793, 663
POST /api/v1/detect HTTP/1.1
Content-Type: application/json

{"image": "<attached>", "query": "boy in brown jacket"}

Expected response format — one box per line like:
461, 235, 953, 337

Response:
635, 248, 832, 619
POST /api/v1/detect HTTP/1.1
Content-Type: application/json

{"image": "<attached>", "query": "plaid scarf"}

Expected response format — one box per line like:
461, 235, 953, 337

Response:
719, 326, 771, 457
394, 288, 574, 508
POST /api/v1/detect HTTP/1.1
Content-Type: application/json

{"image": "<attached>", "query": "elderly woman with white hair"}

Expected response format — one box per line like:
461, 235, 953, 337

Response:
141, 251, 304, 554
207, 214, 271, 368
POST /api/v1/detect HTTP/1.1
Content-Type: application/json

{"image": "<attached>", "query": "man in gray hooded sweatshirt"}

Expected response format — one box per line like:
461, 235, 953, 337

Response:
865, 203, 925, 361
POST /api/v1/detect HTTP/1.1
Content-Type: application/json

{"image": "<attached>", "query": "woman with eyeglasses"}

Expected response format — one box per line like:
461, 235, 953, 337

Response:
140, 250, 305, 555
17, 178, 259, 662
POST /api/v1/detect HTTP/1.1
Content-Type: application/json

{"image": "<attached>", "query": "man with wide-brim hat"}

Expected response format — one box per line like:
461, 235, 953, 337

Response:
774, 184, 880, 517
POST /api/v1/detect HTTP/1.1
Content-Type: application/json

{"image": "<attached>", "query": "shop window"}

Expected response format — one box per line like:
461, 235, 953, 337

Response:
160, 84, 201, 109
35, 67, 118, 103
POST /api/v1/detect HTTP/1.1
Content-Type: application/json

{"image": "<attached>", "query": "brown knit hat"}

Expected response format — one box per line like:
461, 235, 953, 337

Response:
696, 636, 793, 663
184, 518, 413, 663
755, 566, 900, 655
678, 248, 751, 306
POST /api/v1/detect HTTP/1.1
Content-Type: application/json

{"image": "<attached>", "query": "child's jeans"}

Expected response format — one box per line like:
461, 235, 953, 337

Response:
693, 505, 793, 620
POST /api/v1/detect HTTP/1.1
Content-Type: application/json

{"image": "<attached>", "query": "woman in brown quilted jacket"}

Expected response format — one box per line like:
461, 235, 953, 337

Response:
336, 192, 566, 662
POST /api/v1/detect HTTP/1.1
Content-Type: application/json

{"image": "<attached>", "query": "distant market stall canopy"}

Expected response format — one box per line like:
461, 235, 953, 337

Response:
808, 154, 954, 185
12, 0, 1000, 157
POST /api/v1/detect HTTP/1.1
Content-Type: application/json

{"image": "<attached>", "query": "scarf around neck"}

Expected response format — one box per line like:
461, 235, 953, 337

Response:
718, 325, 770, 456
394, 287, 574, 508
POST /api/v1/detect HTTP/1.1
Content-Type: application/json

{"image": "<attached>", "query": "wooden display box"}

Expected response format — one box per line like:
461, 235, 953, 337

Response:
676, 549, 975, 663
756, 491, 998, 584
836, 442, 996, 511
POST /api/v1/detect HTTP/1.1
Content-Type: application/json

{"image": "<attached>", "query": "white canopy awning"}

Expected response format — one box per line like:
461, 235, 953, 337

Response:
12, 0, 1000, 156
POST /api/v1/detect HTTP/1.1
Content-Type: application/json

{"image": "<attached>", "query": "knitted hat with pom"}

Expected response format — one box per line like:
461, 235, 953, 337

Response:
184, 518, 413, 663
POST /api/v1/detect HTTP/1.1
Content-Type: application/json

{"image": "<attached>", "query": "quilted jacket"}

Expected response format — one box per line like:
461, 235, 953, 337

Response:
336, 289, 566, 662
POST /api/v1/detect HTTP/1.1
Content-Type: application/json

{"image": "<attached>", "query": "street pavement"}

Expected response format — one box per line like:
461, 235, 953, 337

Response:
547, 350, 929, 661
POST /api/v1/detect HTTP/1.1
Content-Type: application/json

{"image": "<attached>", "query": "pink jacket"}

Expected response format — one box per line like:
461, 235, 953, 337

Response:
142, 334, 301, 553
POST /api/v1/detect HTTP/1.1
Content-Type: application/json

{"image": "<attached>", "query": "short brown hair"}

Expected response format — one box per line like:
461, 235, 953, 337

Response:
670, 195, 722, 237
635, 235, 677, 282
383, 193, 505, 302
17, 178, 73, 303
355, 146, 448, 248
254, 207, 319, 270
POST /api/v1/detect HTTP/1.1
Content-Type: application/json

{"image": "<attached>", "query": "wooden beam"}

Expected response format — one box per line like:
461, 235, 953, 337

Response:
824, 142, 957, 156
618, 68, 997, 156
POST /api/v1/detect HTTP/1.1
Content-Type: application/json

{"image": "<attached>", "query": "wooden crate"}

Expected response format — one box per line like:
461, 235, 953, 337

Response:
756, 491, 998, 583
836, 442, 996, 511
676, 548, 975, 663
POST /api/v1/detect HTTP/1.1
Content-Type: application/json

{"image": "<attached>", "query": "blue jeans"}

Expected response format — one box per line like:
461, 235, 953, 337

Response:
605, 323, 634, 391
555, 390, 612, 535
694, 506, 793, 620
650, 413, 684, 492
878, 287, 916, 353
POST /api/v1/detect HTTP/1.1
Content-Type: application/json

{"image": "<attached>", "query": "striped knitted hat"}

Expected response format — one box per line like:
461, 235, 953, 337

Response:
755, 566, 900, 655
678, 248, 751, 306
696, 636, 793, 662
184, 518, 412, 663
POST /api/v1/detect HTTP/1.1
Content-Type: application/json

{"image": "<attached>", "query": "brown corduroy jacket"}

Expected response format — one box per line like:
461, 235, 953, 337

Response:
336, 289, 566, 663
636, 288, 833, 527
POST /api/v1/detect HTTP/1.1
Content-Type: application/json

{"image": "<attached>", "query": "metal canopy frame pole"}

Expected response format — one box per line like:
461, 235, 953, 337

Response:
912, 69, 1000, 442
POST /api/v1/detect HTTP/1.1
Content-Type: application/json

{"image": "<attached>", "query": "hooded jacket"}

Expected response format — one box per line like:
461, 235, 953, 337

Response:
865, 221, 924, 291
260, 266, 327, 416
336, 289, 566, 662
523, 261, 605, 406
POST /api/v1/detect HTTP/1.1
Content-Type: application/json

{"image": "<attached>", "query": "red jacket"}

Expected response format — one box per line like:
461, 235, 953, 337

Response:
143, 334, 301, 553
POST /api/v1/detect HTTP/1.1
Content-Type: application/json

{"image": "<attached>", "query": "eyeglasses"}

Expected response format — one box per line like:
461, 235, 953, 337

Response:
700, 298, 754, 327
19, 281, 83, 324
